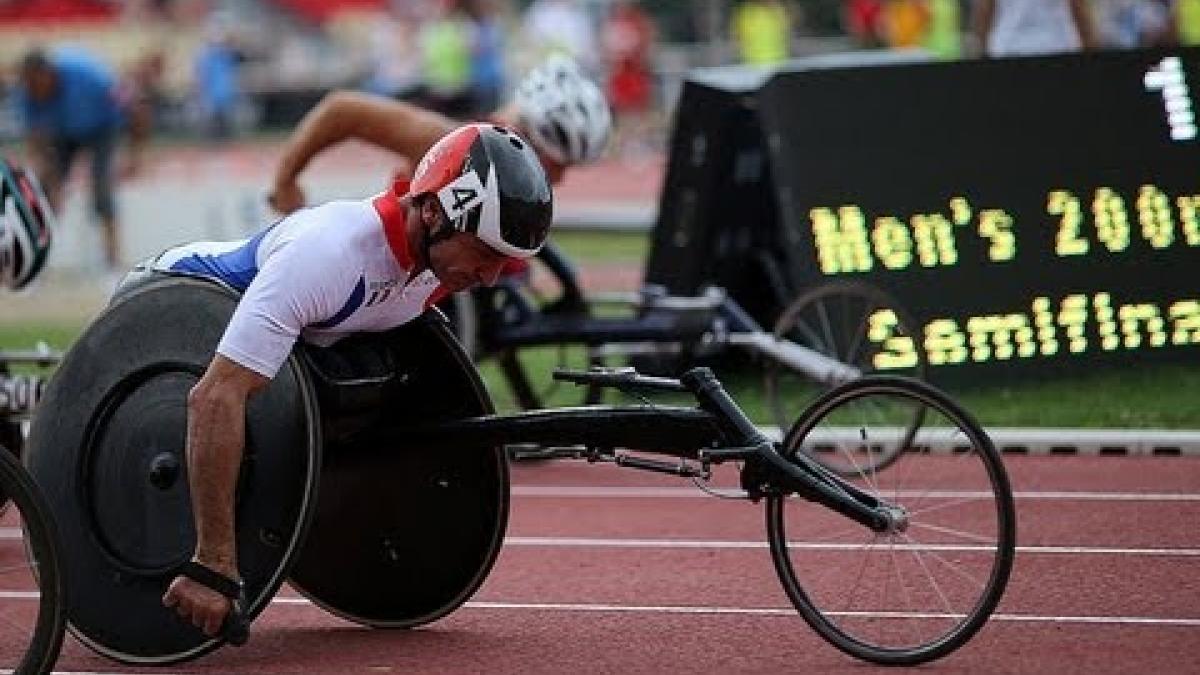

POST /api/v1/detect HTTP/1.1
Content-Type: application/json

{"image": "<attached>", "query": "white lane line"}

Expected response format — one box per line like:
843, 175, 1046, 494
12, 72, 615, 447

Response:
262, 596, 1200, 627
1, 593, 1193, 631
511, 486, 1200, 501
458, 602, 1200, 627
502, 537, 1200, 557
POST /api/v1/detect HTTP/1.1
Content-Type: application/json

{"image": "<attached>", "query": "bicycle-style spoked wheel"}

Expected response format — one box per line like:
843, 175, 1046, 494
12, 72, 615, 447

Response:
0, 444, 65, 675
765, 280, 925, 476
765, 376, 1015, 665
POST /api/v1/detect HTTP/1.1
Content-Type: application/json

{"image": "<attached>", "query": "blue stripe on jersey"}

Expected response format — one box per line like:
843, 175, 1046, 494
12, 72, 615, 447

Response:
168, 227, 273, 292
311, 276, 366, 329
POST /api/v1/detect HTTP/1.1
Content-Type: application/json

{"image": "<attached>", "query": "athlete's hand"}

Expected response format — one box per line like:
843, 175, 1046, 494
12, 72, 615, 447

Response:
268, 181, 305, 215
162, 574, 232, 637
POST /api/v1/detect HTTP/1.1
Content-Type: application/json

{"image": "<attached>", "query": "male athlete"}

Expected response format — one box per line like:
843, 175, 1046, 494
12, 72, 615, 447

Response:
268, 54, 611, 213
156, 124, 553, 637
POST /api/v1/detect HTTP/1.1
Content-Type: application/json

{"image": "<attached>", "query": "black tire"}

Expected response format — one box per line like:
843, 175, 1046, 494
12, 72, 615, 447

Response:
765, 280, 926, 475
766, 376, 1015, 665
0, 443, 66, 675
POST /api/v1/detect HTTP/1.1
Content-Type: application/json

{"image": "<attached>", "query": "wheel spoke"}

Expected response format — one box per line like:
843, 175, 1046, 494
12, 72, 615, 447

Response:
902, 532, 987, 591
909, 520, 997, 546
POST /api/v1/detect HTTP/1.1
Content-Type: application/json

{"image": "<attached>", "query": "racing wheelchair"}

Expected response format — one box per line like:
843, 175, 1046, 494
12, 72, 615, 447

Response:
24, 274, 1014, 667
443, 241, 926, 473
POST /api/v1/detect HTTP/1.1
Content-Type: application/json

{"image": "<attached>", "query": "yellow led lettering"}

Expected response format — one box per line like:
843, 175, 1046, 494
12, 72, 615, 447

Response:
1118, 303, 1166, 348
966, 314, 1035, 361
911, 213, 958, 267
1093, 187, 1130, 252
1093, 292, 1119, 351
1057, 294, 1090, 353
950, 197, 972, 226
871, 216, 913, 270
1137, 185, 1174, 249
810, 206, 873, 274
924, 319, 968, 365
1177, 195, 1200, 245
1048, 190, 1088, 256
1031, 297, 1059, 356
867, 309, 920, 369
1169, 300, 1200, 344
977, 209, 1016, 262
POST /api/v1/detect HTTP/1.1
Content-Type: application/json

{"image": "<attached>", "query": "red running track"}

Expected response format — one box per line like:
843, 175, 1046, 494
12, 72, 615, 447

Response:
22, 456, 1200, 674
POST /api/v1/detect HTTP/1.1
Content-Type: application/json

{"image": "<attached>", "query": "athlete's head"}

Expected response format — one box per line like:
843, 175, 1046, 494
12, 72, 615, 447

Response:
408, 123, 553, 291
511, 55, 612, 183
0, 158, 54, 291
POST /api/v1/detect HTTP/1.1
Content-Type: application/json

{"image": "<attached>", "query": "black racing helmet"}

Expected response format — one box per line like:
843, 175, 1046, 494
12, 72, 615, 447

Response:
411, 123, 553, 259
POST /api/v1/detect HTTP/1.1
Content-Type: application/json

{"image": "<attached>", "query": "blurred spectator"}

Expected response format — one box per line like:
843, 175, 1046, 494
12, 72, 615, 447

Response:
732, 0, 792, 66
363, 12, 423, 100
118, 50, 165, 150
1096, 0, 1176, 48
845, 0, 886, 47
465, 0, 506, 115
419, 0, 473, 117
602, 0, 656, 159
881, 0, 930, 49
12, 46, 135, 272
193, 19, 241, 142
922, 0, 963, 58
1179, 0, 1200, 44
971, 0, 1098, 57
521, 0, 599, 73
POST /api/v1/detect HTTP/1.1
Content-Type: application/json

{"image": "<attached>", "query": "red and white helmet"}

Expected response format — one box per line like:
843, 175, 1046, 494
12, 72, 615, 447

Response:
0, 158, 54, 291
411, 123, 553, 259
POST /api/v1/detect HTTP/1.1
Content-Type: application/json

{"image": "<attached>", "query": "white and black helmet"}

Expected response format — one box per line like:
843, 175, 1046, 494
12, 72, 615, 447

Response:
412, 123, 553, 259
0, 158, 54, 291
513, 55, 612, 165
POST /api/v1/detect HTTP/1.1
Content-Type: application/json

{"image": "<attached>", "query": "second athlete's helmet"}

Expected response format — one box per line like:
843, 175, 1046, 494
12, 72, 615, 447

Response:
0, 158, 54, 291
411, 123, 553, 259
513, 55, 612, 165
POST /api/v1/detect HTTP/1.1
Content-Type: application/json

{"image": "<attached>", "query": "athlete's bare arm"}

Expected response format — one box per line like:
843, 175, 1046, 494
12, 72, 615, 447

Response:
162, 354, 269, 636
269, 91, 456, 214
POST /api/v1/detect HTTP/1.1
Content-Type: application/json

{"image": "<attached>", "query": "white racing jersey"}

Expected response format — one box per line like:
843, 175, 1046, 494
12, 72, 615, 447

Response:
154, 180, 447, 379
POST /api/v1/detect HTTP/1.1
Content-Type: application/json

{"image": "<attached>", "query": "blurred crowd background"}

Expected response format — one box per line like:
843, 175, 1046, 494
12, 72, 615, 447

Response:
1, 0, 1195, 153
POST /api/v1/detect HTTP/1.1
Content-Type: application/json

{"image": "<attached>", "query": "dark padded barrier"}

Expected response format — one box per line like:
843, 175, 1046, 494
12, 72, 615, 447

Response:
288, 315, 508, 627
644, 54, 932, 326
24, 276, 322, 665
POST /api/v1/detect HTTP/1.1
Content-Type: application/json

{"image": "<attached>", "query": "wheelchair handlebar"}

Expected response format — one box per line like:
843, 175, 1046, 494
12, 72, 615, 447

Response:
552, 366, 688, 393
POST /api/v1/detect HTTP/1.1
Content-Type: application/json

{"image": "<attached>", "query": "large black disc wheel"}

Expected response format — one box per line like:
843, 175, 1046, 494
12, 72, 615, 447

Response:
766, 376, 1015, 665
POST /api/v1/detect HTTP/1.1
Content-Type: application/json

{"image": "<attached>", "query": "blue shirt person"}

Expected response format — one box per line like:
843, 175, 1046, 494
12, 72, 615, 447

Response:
13, 47, 135, 271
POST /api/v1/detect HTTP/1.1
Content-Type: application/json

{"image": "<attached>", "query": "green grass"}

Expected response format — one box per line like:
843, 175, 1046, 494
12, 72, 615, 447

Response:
550, 230, 649, 263
6, 301, 1198, 430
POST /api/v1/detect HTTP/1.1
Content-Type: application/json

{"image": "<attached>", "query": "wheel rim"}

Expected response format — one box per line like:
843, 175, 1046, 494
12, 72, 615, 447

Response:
0, 447, 65, 675
768, 379, 1014, 663
766, 282, 925, 475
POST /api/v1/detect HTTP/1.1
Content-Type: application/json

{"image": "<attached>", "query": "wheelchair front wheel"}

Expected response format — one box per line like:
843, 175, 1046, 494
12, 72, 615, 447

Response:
765, 376, 1015, 665
0, 444, 66, 674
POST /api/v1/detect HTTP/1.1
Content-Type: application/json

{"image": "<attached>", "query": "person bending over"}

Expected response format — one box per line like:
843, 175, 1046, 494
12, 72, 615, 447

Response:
156, 124, 553, 636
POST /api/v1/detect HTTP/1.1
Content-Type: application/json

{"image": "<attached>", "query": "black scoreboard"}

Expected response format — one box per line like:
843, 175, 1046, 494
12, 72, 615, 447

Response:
648, 49, 1200, 382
